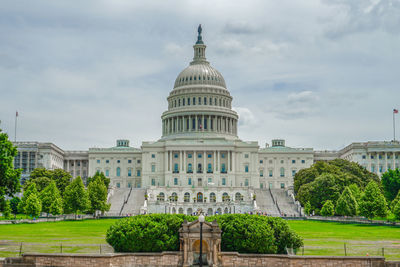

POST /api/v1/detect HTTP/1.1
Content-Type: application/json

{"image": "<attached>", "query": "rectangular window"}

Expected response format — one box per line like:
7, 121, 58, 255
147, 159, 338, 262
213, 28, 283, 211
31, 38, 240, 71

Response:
137, 160, 141, 164
188, 153, 192, 158
245, 179, 249, 186
198, 154, 202, 158
222, 178, 226, 185
188, 177, 192, 185
151, 179, 155, 186
208, 177, 212, 184
117, 183, 120, 188
280, 183, 285, 189
128, 169, 132, 177
379, 155, 382, 159
245, 154, 249, 158
152, 154, 155, 158
174, 154, 178, 158
260, 160, 263, 164
208, 154, 212, 158
174, 178, 178, 185
97, 159, 100, 164
260, 170, 263, 177
151, 164, 156, 172
292, 170, 296, 176
137, 170, 141, 177
128, 183, 131, 188
269, 170, 273, 177
371, 155, 374, 159
362, 155, 366, 159
221, 153, 225, 158
292, 159, 296, 164
245, 165, 249, 173
106, 160, 109, 164
105, 169, 109, 177
128, 159, 132, 163
301, 160, 305, 164
117, 160, 120, 163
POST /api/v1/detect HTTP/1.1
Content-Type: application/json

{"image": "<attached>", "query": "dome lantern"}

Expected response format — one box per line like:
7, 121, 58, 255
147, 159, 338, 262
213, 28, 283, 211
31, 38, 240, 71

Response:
192, 24, 207, 64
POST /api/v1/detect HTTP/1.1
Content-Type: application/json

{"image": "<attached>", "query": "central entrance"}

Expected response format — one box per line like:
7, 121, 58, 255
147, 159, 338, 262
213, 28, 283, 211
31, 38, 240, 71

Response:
197, 192, 203, 202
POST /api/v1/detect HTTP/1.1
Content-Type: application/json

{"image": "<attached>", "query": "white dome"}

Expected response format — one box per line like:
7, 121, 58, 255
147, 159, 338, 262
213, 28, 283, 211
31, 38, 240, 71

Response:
173, 63, 226, 89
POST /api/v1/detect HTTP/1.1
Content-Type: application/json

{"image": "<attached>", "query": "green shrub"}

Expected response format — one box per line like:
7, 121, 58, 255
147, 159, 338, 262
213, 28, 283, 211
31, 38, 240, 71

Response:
335, 187, 358, 216
106, 214, 303, 254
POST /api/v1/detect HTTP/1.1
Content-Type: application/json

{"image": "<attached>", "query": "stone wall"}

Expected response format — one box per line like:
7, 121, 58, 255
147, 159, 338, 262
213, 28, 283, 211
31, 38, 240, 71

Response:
2, 252, 400, 267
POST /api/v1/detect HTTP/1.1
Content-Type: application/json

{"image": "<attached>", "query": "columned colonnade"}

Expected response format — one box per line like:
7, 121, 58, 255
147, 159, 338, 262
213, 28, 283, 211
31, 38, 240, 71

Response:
162, 115, 237, 136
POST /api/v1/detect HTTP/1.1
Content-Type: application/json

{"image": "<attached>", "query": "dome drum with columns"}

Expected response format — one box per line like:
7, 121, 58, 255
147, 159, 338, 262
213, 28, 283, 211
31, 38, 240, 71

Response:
161, 25, 238, 140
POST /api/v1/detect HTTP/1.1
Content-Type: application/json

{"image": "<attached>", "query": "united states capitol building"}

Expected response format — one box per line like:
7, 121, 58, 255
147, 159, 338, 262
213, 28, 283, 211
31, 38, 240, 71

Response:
13, 27, 400, 216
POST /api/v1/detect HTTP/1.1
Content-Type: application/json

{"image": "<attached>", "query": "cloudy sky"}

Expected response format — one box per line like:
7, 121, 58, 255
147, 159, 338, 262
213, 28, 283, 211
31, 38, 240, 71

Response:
0, 0, 399, 151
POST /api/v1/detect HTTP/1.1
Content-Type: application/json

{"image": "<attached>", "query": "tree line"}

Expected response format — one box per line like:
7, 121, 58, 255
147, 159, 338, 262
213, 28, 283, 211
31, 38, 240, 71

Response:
295, 159, 400, 220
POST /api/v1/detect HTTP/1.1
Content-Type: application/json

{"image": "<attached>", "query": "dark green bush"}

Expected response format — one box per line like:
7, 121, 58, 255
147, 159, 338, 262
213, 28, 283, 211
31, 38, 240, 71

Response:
106, 214, 303, 254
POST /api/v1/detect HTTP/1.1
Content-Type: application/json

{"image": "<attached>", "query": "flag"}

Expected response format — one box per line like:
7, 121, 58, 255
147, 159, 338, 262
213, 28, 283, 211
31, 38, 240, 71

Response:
394, 109, 399, 114
16, 111, 18, 117
199, 124, 202, 129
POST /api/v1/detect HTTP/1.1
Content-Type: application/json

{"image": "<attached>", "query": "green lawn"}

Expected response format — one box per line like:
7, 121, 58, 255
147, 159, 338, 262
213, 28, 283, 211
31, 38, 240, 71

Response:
0, 218, 399, 260
287, 220, 400, 260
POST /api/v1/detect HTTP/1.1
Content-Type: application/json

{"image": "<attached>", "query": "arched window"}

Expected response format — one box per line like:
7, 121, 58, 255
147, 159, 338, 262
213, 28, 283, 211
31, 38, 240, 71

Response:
222, 192, 229, 202
198, 97, 201, 105
197, 192, 203, 202
204, 97, 207, 105
171, 192, 178, 202
188, 163, 193, 173
280, 167, 285, 177
214, 98, 217, 105
204, 118, 207, 129
184, 192, 190, 202
178, 99, 180, 106
210, 97, 212, 105
210, 192, 216, 203
116, 167, 121, 177
158, 192, 165, 202
193, 97, 196, 105
235, 192, 243, 201
197, 163, 202, 173
174, 100, 176, 107
188, 98, 190, 105
128, 168, 132, 177
192, 118, 195, 130
105, 169, 109, 177
183, 98, 185, 106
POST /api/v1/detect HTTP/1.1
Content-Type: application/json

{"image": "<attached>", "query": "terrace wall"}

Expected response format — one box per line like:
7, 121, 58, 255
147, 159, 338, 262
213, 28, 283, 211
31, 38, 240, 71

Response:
2, 252, 399, 267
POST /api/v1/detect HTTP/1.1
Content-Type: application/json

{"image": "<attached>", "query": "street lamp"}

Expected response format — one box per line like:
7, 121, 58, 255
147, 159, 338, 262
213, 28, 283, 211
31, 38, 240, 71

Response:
198, 213, 205, 267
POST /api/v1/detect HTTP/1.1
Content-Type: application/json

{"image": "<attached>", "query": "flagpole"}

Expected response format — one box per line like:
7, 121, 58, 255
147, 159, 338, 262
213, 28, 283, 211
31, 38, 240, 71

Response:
14, 111, 18, 142
394, 110, 396, 142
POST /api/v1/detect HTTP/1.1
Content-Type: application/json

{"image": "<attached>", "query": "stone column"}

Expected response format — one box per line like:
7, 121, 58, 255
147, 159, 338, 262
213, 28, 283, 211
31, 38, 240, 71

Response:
194, 150, 197, 174
195, 115, 198, 131
232, 151, 235, 174
368, 153, 371, 172
393, 152, 396, 170
165, 151, 168, 173
213, 151, 216, 173
385, 152, 388, 172
217, 151, 220, 172
377, 153, 380, 174
180, 151, 183, 172
183, 151, 186, 172
203, 151, 206, 173
169, 151, 172, 172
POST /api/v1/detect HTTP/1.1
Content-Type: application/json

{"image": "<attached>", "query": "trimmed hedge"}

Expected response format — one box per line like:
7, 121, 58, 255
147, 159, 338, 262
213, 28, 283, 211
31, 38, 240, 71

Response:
106, 214, 303, 254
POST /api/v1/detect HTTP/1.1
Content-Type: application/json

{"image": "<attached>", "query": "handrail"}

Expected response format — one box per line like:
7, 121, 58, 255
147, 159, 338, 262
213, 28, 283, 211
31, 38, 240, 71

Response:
119, 187, 133, 215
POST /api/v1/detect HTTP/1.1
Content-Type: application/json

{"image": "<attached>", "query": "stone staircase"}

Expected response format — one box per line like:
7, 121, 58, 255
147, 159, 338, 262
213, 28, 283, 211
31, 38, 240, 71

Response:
253, 189, 280, 216
120, 188, 146, 215
106, 188, 131, 215
270, 189, 300, 217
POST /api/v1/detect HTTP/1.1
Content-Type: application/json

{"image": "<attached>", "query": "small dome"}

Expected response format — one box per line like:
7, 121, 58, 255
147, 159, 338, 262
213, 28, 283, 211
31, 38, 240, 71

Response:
173, 63, 226, 89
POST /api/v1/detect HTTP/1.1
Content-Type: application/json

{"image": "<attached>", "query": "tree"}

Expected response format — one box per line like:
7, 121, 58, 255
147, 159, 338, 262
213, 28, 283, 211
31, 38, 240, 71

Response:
18, 183, 38, 213
381, 169, 400, 202
304, 201, 311, 216
321, 200, 335, 216
3, 200, 11, 219
348, 184, 361, 202
10, 197, 20, 214
49, 197, 63, 215
335, 187, 358, 216
88, 176, 110, 214
87, 172, 110, 188
63, 176, 90, 217
359, 181, 388, 219
25, 193, 42, 218
0, 129, 21, 207
393, 201, 400, 221
23, 177, 52, 192
39, 181, 63, 215
28, 168, 71, 196
391, 191, 400, 212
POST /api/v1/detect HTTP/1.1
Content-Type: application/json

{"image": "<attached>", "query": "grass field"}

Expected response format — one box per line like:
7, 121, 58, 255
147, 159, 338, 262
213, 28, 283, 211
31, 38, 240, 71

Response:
0, 218, 400, 260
